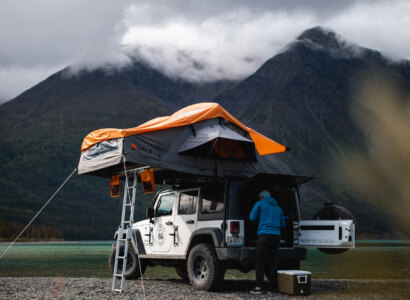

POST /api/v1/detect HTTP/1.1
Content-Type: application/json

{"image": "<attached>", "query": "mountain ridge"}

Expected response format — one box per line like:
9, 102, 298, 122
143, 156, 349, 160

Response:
1, 26, 409, 239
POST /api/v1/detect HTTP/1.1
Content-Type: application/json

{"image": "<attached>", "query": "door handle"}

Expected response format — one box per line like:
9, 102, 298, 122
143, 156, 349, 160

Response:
169, 226, 178, 245
186, 220, 195, 224
144, 227, 153, 245
165, 221, 173, 226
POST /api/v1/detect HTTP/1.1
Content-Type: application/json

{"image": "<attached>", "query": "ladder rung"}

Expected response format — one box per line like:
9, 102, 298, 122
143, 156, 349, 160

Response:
118, 238, 126, 242
124, 203, 132, 206
123, 221, 131, 224
126, 186, 136, 189
115, 274, 123, 277
117, 256, 125, 259
113, 289, 122, 292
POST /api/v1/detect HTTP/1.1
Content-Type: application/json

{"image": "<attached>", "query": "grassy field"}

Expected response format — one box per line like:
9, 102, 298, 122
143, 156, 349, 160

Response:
0, 240, 409, 279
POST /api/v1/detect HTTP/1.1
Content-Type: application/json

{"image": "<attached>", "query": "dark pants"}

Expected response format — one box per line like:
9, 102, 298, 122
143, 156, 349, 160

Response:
255, 234, 280, 288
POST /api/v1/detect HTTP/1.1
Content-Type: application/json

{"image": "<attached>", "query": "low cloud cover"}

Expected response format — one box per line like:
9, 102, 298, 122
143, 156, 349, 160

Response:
1, 0, 410, 102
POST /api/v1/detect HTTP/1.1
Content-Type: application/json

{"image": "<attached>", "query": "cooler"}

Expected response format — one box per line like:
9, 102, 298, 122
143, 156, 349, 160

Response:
277, 270, 311, 296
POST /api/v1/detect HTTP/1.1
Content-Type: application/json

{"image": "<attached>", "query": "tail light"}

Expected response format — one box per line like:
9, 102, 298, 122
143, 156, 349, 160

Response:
230, 221, 240, 235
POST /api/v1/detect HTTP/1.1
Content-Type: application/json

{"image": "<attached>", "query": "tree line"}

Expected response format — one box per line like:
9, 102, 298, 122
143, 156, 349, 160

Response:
0, 218, 64, 242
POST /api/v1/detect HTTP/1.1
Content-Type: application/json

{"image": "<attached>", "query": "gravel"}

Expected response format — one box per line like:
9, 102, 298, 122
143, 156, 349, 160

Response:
0, 277, 409, 300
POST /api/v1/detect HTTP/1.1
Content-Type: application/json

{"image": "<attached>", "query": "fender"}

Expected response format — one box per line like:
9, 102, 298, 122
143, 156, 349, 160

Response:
114, 229, 146, 255
187, 227, 224, 253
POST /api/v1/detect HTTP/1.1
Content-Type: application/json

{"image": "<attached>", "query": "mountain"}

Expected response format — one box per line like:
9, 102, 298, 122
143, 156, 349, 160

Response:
0, 59, 238, 240
1, 26, 409, 240
217, 27, 410, 236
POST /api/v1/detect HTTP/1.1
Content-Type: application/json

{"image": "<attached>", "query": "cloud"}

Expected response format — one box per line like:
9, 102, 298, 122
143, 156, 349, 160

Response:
123, 8, 315, 81
122, 0, 410, 82
1, 0, 410, 102
325, 0, 410, 60
0, 65, 64, 101
0, 0, 130, 102
0, 0, 129, 67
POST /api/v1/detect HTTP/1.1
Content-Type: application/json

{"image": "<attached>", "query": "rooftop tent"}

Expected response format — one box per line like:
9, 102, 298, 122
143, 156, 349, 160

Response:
78, 102, 290, 178
178, 118, 256, 162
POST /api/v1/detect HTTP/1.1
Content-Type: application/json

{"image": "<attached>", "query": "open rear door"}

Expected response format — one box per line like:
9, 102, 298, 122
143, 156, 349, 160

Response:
296, 220, 355, 249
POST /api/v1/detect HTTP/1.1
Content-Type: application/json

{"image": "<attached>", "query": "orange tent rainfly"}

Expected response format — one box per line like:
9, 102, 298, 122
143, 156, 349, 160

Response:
81, 102, 287, 154
78, 102, 289, 178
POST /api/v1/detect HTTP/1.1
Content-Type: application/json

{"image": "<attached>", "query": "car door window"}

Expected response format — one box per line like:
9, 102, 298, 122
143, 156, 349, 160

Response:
155, 193, 175, 216
201, 187, 224, 214
178, 190, 199, 215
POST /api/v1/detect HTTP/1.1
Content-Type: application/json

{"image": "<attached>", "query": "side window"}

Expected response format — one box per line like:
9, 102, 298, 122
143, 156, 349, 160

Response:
178, 190, 199, 215
155, 193, 175, 216
201, 186, 224, 214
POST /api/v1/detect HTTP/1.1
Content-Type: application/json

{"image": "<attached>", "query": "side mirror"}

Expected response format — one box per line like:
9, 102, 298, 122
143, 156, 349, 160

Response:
146, 207, 155, 222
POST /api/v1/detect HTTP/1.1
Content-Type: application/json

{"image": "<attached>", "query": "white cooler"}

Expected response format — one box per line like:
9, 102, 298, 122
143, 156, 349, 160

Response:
277, 270, 311, 295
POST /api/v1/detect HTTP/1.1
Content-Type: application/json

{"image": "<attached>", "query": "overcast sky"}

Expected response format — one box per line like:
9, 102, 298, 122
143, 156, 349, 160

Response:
1, 0, 410, 103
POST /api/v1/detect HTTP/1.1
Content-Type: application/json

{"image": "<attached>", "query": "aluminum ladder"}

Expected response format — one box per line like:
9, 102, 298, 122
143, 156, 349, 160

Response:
112, 169, 138, 293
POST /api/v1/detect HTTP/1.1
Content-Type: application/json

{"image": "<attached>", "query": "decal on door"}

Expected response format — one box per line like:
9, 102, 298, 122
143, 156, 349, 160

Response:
157, 224, 165, 246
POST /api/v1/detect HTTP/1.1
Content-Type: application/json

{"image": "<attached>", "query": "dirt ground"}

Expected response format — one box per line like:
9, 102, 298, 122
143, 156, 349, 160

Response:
0, 277, 409, 299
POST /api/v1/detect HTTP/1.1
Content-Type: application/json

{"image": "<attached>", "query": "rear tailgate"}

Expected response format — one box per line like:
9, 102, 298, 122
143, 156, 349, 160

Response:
296, 220, 355, 248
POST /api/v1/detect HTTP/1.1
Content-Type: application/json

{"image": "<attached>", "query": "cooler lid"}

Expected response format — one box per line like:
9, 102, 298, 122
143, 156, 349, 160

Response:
277, 270, 311, 275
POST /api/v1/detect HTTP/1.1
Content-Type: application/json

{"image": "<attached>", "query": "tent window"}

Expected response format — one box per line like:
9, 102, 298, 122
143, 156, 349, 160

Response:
178, 190, 198, 215
156, 193, 175, 216
82, 138, 120, 161
201, 187, 224, 214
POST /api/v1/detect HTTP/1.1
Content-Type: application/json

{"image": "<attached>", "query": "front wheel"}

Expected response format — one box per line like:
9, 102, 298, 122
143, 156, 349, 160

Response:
187, 243, 223, 291
109, 243, 146, 279
175, 266, 189, 280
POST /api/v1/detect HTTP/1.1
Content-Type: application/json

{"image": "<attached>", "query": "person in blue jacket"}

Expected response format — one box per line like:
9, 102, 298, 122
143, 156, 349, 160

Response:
249, 190, 286, 294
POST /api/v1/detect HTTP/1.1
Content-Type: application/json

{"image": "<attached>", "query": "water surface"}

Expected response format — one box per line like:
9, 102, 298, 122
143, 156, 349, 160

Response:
0, 240, 408, 279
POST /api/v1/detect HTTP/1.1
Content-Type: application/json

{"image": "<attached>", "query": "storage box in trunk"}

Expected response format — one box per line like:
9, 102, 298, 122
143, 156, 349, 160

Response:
277, 270, 311, 295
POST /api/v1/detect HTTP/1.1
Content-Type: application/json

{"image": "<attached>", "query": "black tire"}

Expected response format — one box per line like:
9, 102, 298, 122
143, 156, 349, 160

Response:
238, 266, 252, 273
175, 266, 189, 281
313, 205, 355, 255
313, 205, 355, 222
109, 244, 146, 279
187, 243, 223, 291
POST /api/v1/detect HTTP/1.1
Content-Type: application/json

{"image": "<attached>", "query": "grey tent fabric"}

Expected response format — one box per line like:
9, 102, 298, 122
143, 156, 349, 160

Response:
79, 118, 296, 179
178, 120, 256, 161
122, 118, 280, 178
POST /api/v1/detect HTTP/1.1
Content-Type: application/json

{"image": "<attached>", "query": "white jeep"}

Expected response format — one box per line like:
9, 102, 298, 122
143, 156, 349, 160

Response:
109, 174, 355, 291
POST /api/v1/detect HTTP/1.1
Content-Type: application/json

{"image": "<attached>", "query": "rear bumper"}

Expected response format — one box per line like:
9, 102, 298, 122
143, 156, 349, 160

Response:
215, 246, 308, 263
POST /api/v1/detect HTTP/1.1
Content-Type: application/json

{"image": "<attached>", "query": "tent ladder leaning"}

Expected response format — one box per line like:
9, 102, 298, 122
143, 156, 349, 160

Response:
111, 169, 138, 293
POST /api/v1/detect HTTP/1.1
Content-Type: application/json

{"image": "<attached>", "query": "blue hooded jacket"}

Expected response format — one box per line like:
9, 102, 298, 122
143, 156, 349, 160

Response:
249, 190, 286, 236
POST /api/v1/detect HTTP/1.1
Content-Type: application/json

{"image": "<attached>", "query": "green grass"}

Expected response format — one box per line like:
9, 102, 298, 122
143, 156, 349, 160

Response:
302, 243, 410, 279
0, 241, 409, 279
0, 242, 111, 277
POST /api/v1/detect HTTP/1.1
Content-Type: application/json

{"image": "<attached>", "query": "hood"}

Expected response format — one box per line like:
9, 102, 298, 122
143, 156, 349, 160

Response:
263, 196, 278, 207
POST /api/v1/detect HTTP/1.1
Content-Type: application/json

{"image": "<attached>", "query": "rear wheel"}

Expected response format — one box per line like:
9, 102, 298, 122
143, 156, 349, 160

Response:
187, 243, 222, 291
109, 244, 146, 279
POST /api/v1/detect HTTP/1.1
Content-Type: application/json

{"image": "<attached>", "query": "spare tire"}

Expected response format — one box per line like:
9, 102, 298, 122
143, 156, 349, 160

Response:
313, 204, 355, 255
313, 204, 355, 222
